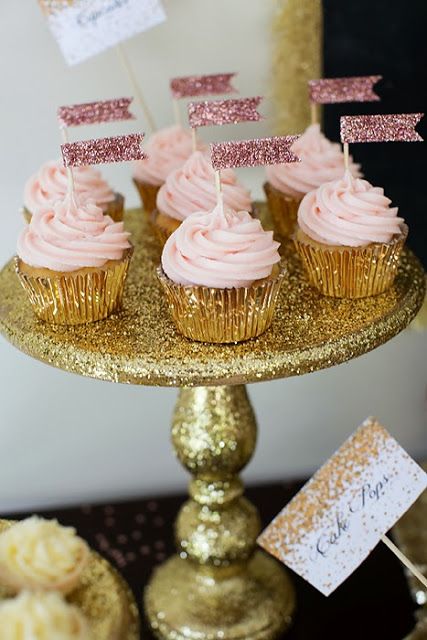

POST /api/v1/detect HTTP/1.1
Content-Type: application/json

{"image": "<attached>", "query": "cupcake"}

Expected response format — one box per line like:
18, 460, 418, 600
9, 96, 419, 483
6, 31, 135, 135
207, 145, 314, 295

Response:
16, 194, 132, 324
264, 123, 362, 238
132, 125, 194, 214
0, 591, 90, 640
154, 150, 252, 246
0, 517, 89, 594
23, 159, 124, 223
158, 202, 284, 343
293, 170, 407, 298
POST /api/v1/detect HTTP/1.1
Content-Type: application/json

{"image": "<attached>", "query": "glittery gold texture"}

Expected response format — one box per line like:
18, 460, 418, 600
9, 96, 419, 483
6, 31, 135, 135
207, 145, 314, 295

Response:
340, 113, 424, 143
308, 76, 382, 104
0, 205, 424, 386
170, 73, 237, 99
0, 521, 139, 640
57, 97, 135, 128
61, 133, 146, 167
210, 136, 300, 170
187, 97, 263, 128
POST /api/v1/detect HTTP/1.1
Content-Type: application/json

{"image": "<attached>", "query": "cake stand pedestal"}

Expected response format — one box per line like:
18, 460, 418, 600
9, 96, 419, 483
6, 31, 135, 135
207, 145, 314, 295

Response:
0, 206, 424, 640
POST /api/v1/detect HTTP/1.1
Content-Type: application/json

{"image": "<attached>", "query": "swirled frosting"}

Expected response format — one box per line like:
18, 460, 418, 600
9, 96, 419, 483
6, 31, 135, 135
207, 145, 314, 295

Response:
0, 591, 90, 640
297, 170, 404, 247
17, 195, 131, 272
156, 151, 251, 221
24, 160, 115, 214
133, 125, 195, 186
162, 202, 280, 288
266, 123, 362, 198
0, 517, 89, 594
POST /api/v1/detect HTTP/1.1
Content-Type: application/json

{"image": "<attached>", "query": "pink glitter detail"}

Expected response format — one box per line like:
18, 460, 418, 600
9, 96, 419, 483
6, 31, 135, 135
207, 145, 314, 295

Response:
340, 113, 424, 143
57, 97, 135, 127
188, 97, 262, 128
210, 136, 300, 170
309, 76, 382, 104
61, 133, 146, 167
170, 73, 237, 99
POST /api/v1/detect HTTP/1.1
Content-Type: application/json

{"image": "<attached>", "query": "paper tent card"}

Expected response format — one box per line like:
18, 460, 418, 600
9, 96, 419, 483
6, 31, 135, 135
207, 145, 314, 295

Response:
39, 0, 166, 65
258, 418, 427, 596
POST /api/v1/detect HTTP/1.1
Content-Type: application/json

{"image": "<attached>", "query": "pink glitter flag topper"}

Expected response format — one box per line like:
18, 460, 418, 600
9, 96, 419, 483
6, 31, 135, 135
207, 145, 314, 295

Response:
258, 418, 427, 596
210, 135, 300, 171
340, 113, 424, 143
170, 73, 237, 99
309, 75, 382, 104
188, 97, 263, 128
57, 97, 135, 128
61, 133, 145, 167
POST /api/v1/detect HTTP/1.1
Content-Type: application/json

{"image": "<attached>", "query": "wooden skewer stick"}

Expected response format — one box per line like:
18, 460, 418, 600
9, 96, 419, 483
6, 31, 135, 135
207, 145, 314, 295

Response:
214, 169, 223, 208
381, 534, 427, 590
343, 142, 350, 171
60, 127, 75, 194
310, 101, 318, 125
191, 127, 198, 153
115, 43, 156, 134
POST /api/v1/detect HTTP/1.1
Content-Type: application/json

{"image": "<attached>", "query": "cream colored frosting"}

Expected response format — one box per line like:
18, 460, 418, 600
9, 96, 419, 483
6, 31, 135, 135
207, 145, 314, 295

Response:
17, 195, 131, 272
161, 202, 280, 288
133, 125, 195, 186
0, 517, 89, 594
265, 123, 362, 198
156, 151, 251, 221
0, 591, 90, 640
297, 170, 404, 247
24, 160, 114, 213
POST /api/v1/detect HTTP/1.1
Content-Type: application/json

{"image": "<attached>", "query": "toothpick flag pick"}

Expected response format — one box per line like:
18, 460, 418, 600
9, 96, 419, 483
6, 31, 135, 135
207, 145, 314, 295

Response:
258, 418, 427, 596
61, 133, 145, 167
309, 76, 382, 104
188, 97, 263, 128
170, 73, 237, 100
57, 97, 135, 128
210, 136, 300, 170
340, 113, 424, 143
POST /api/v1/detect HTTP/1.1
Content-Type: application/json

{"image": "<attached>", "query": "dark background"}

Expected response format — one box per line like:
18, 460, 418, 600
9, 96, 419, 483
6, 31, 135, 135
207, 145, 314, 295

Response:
323, 0, 427, 266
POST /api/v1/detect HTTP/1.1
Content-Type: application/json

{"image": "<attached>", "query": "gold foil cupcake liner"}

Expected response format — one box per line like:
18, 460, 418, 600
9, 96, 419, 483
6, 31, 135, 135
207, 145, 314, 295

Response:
157, 264, 286, 343
263, 182, 301, 238
23, 193, 125, 224
16, 248, 133, 325
152, 210, 181, 248
293, 225, 408, 298
133, 179, 160, 217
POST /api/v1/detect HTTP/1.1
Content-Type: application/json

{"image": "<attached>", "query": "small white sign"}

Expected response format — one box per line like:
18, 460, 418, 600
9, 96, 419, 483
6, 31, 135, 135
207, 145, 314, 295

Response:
258, 418, 427, 596
40, 0, 166, 66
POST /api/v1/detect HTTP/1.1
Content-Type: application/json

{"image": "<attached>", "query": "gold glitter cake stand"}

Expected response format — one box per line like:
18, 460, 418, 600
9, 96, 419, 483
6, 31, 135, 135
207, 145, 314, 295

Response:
0, 206, 425, 640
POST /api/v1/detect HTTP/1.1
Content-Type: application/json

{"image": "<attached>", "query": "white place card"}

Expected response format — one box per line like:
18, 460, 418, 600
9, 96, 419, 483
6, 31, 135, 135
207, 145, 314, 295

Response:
39, 0, 166, 66
258, 418, 427, 596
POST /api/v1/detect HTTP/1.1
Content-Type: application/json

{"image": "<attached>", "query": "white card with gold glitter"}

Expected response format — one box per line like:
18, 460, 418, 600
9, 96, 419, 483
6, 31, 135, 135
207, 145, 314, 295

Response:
39, 0, 166, 66
258, 418, 427, 596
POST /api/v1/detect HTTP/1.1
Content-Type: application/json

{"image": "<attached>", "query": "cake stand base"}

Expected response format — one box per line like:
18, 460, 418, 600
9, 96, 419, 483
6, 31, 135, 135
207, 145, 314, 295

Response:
145, 551, 295, 640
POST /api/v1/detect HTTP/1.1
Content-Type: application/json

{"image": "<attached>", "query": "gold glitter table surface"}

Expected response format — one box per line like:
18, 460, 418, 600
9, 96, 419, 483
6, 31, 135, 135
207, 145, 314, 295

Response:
0, 205, 424, 387
0, 521, 139, 640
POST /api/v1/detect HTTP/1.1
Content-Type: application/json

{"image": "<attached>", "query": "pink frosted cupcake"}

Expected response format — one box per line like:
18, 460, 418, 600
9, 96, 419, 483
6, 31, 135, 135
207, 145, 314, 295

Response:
23, 159, 123, 223
154, 150, 251, 245
132, 125, 194, 214
16, 194, 132, 324
158, 202, 284, 343
294, 170, 407, 298
264, 124, 362, 237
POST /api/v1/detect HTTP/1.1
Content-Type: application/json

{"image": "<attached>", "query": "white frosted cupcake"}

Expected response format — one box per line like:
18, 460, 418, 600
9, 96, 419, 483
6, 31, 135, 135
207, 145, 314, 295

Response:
0, 517, 90, 594
0, 591, 91, 640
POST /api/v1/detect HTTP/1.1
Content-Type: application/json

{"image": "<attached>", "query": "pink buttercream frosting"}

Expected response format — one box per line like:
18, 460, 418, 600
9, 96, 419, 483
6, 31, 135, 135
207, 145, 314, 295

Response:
156, 151, 251, 222
161, 202, 280, 288
24, 160, 115, 213
17, 195, 131, 272
132, 125, 194, 186
266, 124, 362, 198
297, 170, 404, 247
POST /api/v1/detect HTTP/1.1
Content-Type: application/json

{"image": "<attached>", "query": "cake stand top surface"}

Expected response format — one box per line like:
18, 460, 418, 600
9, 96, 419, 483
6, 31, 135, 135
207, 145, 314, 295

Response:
0, 206, 424, 387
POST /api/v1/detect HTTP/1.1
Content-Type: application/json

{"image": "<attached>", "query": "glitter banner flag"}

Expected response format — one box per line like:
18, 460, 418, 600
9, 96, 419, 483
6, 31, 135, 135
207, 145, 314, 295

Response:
258, 418, 427, 596
170, 73, 237, 99
188, 97, 263, 128
38, 0, 166, 66
309, 75, 382, 104
210, 136, 300, 170
61, 133, 145, 167
58, 97, 135, 128
340, 113, 424, 143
